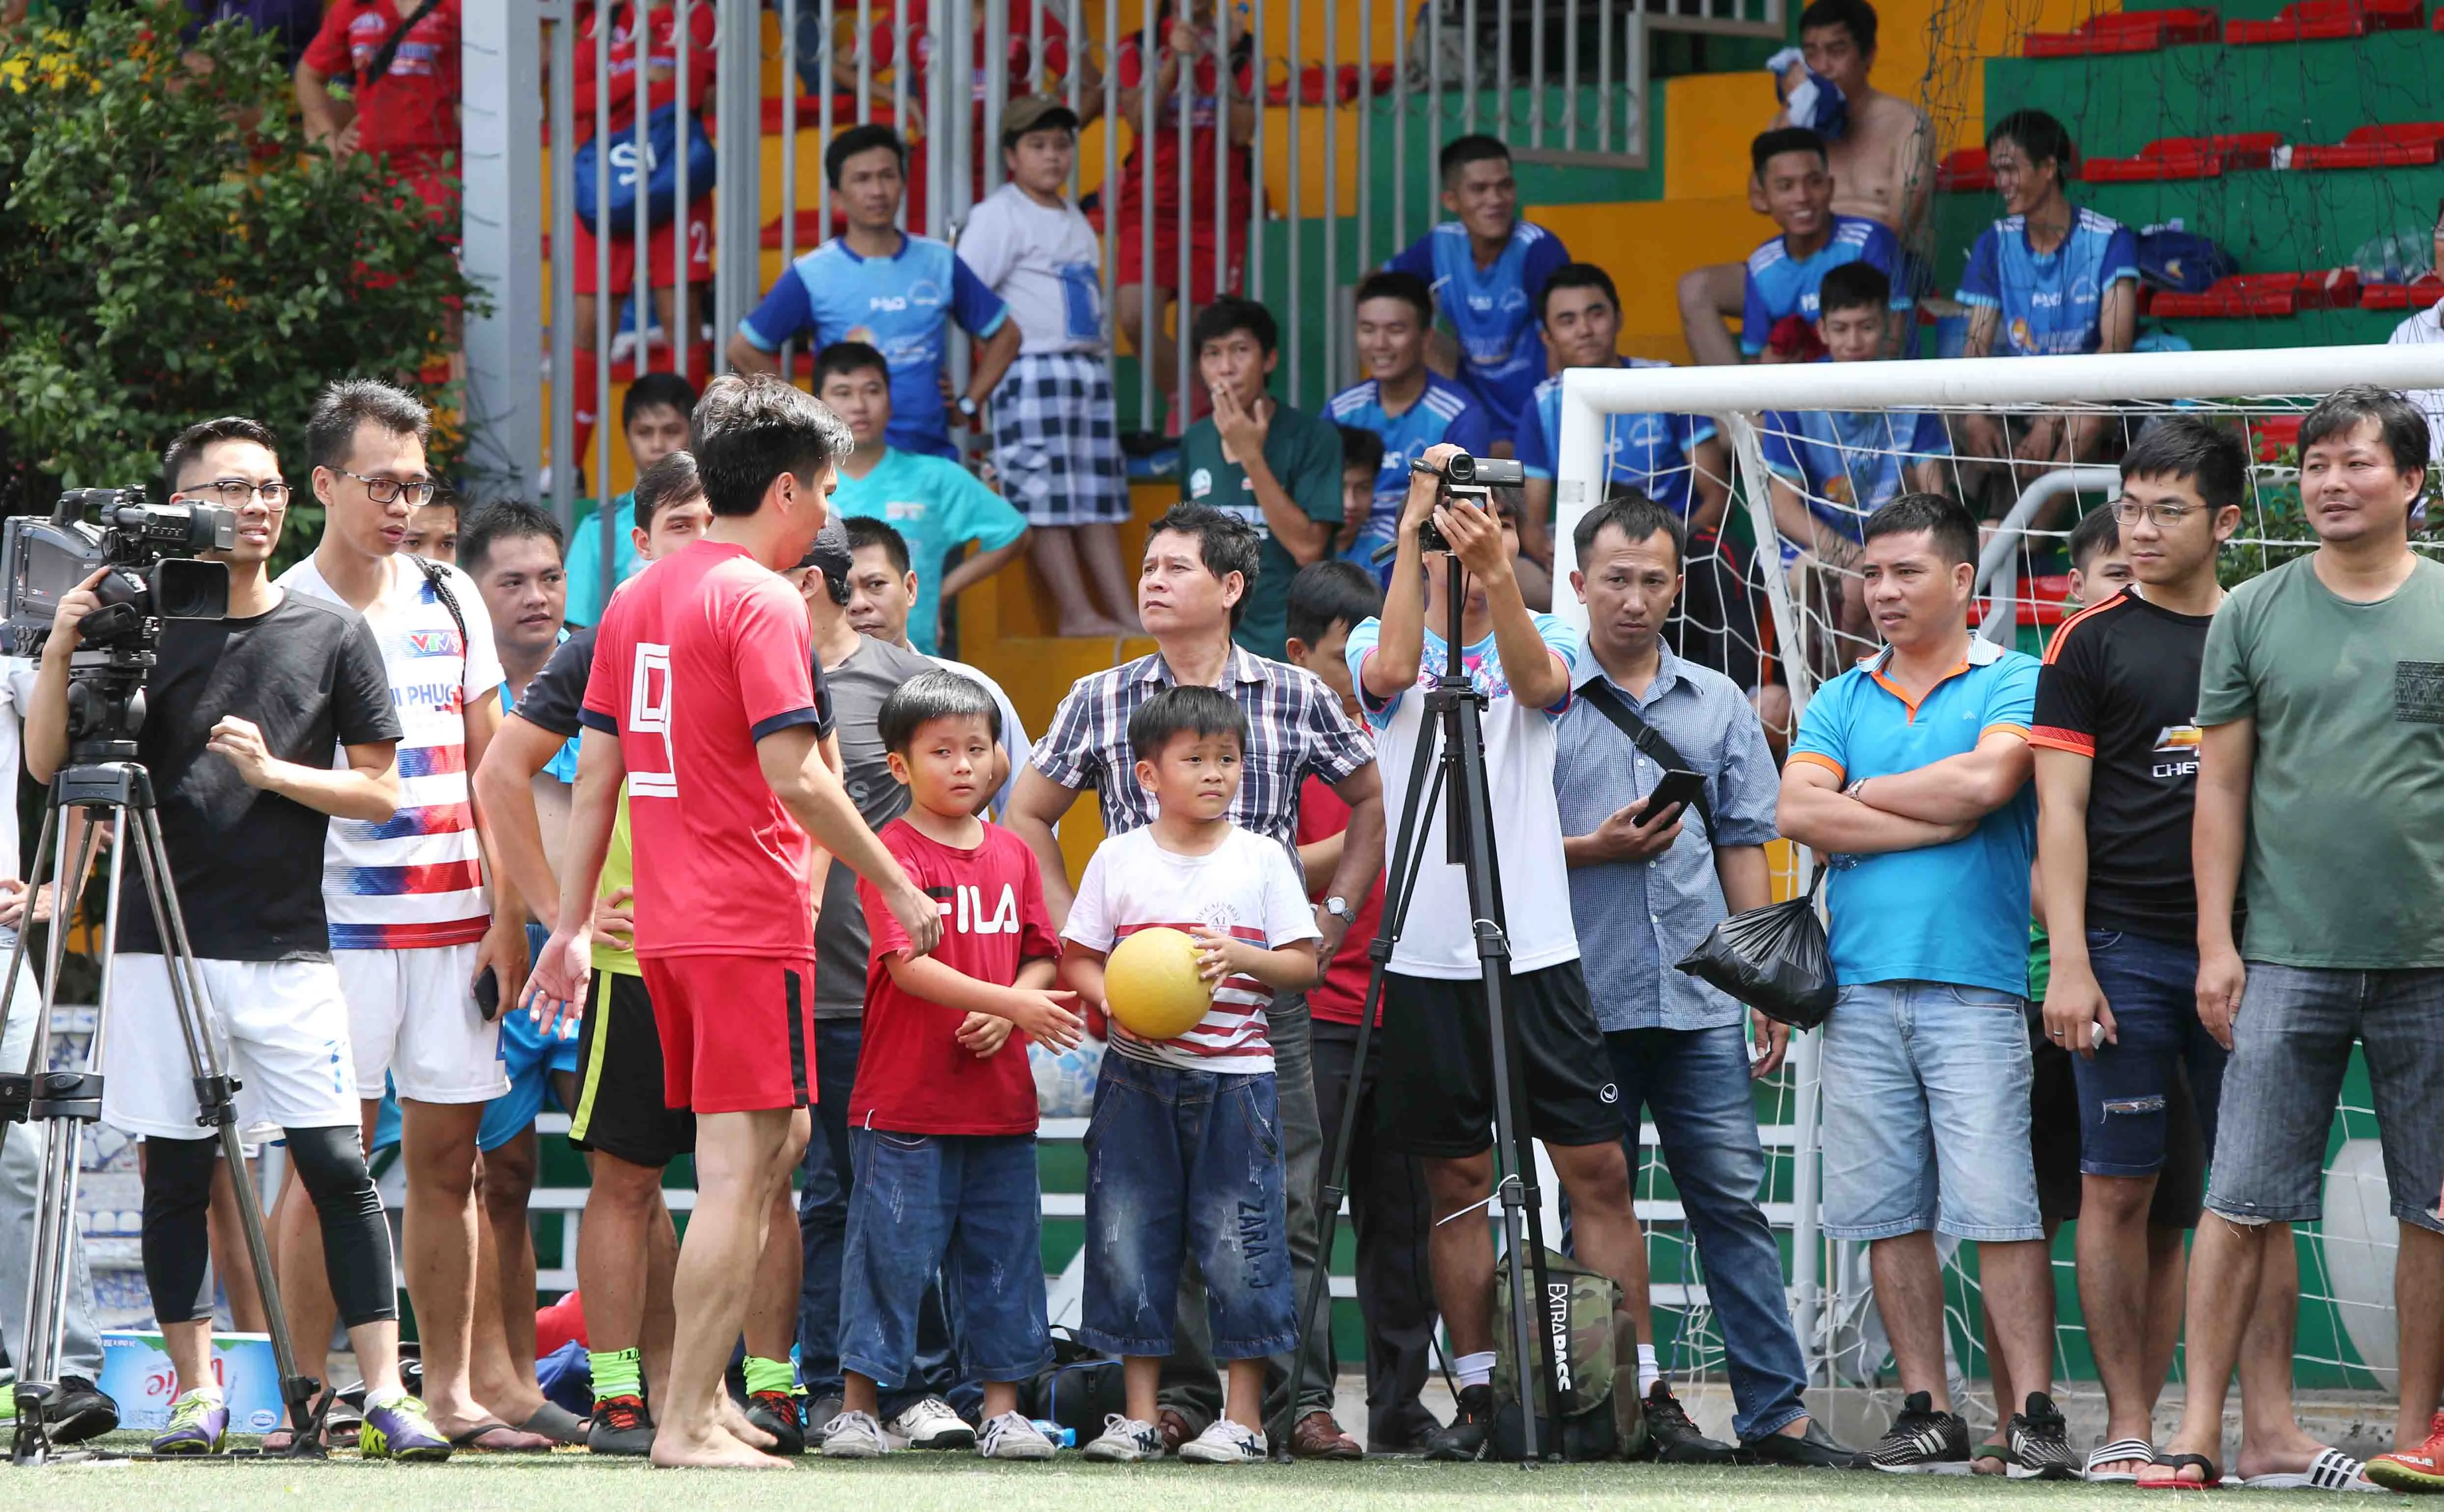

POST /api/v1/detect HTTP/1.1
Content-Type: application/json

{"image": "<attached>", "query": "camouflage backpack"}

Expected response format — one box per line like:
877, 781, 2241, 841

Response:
1488, 1247, 1648, 1461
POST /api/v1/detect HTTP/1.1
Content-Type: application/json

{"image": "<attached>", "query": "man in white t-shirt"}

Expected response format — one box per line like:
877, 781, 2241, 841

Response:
2384, 202, 2444, 462
959, 95, 1137, 638
1348, 443, 1654, 1461
277, 379, 558, 1451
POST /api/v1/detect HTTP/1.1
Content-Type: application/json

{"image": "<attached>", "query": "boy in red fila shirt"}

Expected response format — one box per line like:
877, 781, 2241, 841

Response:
820, 670, 1082, 1462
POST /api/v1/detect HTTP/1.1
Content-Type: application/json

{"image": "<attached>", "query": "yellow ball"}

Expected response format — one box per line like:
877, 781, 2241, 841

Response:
1104, 926, 1214, 1040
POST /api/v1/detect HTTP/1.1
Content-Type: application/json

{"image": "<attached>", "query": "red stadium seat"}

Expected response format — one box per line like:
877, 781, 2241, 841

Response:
2288, 121, 2444, 169
2150, 269, 2361, 318
2362, 276, 2444, 310
2224, 0, 2422, 44
2023, 8, 2219, 56
1937, 147, 1994, 192
2251, 413, 2304, 461
2082, 132, 2282, 182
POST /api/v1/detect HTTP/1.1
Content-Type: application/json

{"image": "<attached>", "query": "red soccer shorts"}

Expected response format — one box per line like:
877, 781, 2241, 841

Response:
637, 953, 815, 1115
571, 197, 714, 298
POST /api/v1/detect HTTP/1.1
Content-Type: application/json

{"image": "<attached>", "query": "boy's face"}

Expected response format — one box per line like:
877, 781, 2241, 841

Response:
1004, 128, 1075, 196
635, 491, 712, 562
1440, 155, 1518, 242
1798, 20, 1871, 96
819, 366, 893, 451
1541, 284, 1620, 371
835, 145, 906, 232
2068, 544, 2133, 605
1134, 728, 1244, 821
1759, 149, 1832, 241
1284, 619, 1359, 718
1197, 329, 1274, 408
888, 712, 997, 816
1817, 303, 1885, 362
472, 533, 568, 664
1340, 464, 1376, 540
1354, 297, 1427, 386
625, 403, 690, 476
401, 502, 457, 562
846, 542, 919, 644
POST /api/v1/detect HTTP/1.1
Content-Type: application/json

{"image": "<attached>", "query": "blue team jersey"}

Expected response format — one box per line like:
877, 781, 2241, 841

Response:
1762, 393, 1952, 541
1740, 215, 1909, 356
1327, 373, 1493, 573
1386, 219, 1571, 436
1958, 208, 2139, 357
1516, 357, 1718, 521
737, 231, 1010, 459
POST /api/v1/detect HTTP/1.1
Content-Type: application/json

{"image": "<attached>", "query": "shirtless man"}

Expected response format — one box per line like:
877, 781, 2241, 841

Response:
1677, 0, 1933, 367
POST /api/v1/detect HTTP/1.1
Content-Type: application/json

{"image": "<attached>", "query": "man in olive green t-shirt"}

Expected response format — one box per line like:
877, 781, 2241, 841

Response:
1179, 296, 1344, 658
2152, 385, 2444, 1492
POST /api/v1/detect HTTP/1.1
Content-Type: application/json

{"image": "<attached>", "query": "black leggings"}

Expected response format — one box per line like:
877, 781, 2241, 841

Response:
142, 1126, 396, 1329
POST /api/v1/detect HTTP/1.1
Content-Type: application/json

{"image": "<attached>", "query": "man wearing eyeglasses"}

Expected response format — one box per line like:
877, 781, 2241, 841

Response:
275, 380, 560, 1450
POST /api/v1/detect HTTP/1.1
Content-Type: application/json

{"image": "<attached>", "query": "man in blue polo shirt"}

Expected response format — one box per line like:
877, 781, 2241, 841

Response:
1776, 492, 2069, 1480
1384, 134, 1571, 443
727, 123, 1022, 460
1706, 127, 1907, 367
1326, 269, 1492, 577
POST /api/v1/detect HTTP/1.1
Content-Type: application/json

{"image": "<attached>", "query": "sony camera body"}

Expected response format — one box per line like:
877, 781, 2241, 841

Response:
2, 488, 236, 659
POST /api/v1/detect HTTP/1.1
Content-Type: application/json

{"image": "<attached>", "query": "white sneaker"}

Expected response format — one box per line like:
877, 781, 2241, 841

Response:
1178, 1418, 1267, 1463
819, 1409, 888, 1459
885, 1395, 975, 1451
1081, 1414, 1165, 1462
976, 1411, 1057, 1460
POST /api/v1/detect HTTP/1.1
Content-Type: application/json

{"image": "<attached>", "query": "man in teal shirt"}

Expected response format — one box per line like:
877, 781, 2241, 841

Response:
563, 372, 696, 625
1178, 296, 1344, 659
813, 341, 1028, 656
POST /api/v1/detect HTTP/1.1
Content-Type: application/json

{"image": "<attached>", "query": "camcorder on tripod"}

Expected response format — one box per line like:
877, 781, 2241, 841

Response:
0, 488, 327, 1464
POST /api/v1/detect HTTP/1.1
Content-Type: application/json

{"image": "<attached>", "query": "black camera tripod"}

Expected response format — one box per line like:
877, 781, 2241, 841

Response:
1279, 538, 1566, 1464
0, 755, 326, 1464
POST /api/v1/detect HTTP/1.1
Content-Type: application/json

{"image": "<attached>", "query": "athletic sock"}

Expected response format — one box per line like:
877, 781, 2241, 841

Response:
590, 1346, 644, 1403
179, 1384, 227, 1406
1455, 1351, 1496, 1392
365, 1384, 407, 1411
1637, 1344, 1661, 1397
741, 1354, 796, 1398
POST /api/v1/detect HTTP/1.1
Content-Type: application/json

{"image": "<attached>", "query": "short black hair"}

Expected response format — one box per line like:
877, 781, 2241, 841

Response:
812, 339, 891, 392
2067, 505, 2120, 573
879, 667, 1002, 754
1337, 424, 1386, 477
1438, 133, 1511, 185
1128, 683, 1249, 763
1189, 296, 1278, 359
2121, 415, 2251, 513
162, 416, 279, 494
1816, 259, 1890, 318
623, 372, 699, 431
1146, 503, 1263, 630
1538, 261, 1620, 326
691, 374, 856, 518
307, 378, 429, 474
460, 498, 566, 574
1285, 559, 1383, 647
1863, 491, 1980, 567
633, 449, 704, 533
1354, 269, 1435, 326
1797, 0, 1878, 53
1988, 109, 2075, 177
2298, 384, 2432, 480
1572, 488, 1686, 571
843, 514, 911, 577
1751, 127, 1828, 180
824, 122, 906, 188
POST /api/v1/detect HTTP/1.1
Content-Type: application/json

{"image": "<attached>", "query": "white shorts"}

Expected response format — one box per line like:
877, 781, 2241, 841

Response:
337, 943, 507, 1104
100, 956, 361, 1142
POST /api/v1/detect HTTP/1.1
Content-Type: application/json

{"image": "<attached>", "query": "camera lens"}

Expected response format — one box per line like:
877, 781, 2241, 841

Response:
1446, 453, 1477, 485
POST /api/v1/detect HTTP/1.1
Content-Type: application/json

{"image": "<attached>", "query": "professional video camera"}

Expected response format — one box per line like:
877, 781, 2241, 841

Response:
0, 487, 235, 757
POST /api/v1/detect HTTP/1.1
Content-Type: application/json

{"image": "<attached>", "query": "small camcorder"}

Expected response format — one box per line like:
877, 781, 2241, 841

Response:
1411, 450, 1525, 557
1, 487, 236, 658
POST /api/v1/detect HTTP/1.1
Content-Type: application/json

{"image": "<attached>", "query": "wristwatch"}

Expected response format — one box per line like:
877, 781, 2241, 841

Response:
956, 394, 980, 420
1323, 896, 1353, 923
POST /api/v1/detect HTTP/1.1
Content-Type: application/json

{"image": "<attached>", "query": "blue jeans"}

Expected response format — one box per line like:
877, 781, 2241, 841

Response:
1605, 1024, 1809, 1444
841, 1131, 1050, 1387
1080, 1055, 1296, 1360
2073, 929, 2227, 1178
1820, 980, 2043, 1242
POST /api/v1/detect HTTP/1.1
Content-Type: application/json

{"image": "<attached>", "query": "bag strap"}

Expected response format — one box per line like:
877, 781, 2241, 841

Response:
406, 553, 474, 679
1576, 679, 1713, 833
358, 0, 446, 95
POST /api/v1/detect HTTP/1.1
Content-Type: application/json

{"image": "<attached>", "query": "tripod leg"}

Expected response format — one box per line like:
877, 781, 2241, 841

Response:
0, 798, 63, 1190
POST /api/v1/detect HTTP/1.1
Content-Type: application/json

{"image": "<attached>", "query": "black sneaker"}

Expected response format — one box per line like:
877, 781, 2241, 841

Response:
1640, 1382, 1734, 1464
2005, 1392, 2075, 1481
587, 1395, 655, 1456
1748, 1416, 1864, 1469
45, 1374, 118, 1445
1423, 1384, 1495, 1462
747, 1389, 806, 1455
1864, 1391, 1971, 1474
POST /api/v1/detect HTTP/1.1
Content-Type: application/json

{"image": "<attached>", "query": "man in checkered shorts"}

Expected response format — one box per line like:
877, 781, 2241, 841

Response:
959, 95, 1137, 639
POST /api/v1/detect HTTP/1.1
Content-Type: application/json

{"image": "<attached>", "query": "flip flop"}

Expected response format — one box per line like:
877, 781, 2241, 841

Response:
2236, 1447, 2379, 1492
516, 1402, 589, 1446
1972, 1440, 2014, 1474
2138, 1452, 2224, 1489
2087, 1438, 2161, 1484
446, 1418, 556, 1453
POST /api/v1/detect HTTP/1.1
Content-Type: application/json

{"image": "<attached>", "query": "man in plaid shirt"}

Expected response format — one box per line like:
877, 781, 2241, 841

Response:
1007, 503, 1385, 1457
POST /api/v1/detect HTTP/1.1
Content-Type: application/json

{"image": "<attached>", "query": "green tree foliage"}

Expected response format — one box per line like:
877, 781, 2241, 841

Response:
0, 0, 479, 522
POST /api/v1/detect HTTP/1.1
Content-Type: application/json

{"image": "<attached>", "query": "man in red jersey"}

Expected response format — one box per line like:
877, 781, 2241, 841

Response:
527, 374, 942, 1470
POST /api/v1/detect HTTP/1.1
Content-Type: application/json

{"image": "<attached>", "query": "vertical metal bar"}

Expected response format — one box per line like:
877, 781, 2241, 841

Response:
950, 0, 976, 230
1285, 0, 1301, 402
857, 0, 872, 122
1101, 0, 1117, 327
984, 0, 1008, 197
1527, 0, 1541, 146
633, 0, 652, 407
717, 0, 765, 373
1211, 0, 1227, 328
780, 0, 797, 381
674, 0, 693, 381
1391, 0, 1406, 251
1065, 0, 1082, 202
1597, 0, 1611, 153
1173, 0, 1191, 418
1428, 0, 1441, 226
1462, 0, 1475, 134
1321, 0, 1336, 394
550, 8, 575, 527
594, 3, 614, 553
1355, 0, 1370, 284
820, 0, 835, 232
1563, 0, 1577, 151
1137, 0, 1154, 428
891, 0, 909, 229
1031, 0, 1046, 96
1495, 0, 1508, 142
1249, 0, 1264, 304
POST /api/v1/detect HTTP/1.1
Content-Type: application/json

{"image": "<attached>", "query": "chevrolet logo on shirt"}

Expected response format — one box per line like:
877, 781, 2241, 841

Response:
2152, 723, 2201, 779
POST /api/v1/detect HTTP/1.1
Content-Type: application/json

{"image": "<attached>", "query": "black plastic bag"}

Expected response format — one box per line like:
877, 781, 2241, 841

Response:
1674, 868, 1836, 1029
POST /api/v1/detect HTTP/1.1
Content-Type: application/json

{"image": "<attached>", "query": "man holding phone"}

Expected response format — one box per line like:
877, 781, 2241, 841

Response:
1553, 492, 1855, 1467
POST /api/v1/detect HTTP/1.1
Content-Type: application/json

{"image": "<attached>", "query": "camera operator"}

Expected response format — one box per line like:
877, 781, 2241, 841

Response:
1350, 442, 1653, 1460
24, 417, 450, 1457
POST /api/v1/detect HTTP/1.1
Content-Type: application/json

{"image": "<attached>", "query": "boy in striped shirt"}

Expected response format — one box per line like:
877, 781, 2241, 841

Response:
1059, 686, 1322, 1465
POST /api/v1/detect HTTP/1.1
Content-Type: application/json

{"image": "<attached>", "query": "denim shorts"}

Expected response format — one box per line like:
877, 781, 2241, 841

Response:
839, 1130, 1051, 1385
2072, 929, 2227, 1181
1819, 980, 2043, 1242
1079, 1053, 1296, 1361
2205, 964, 2444, 1234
